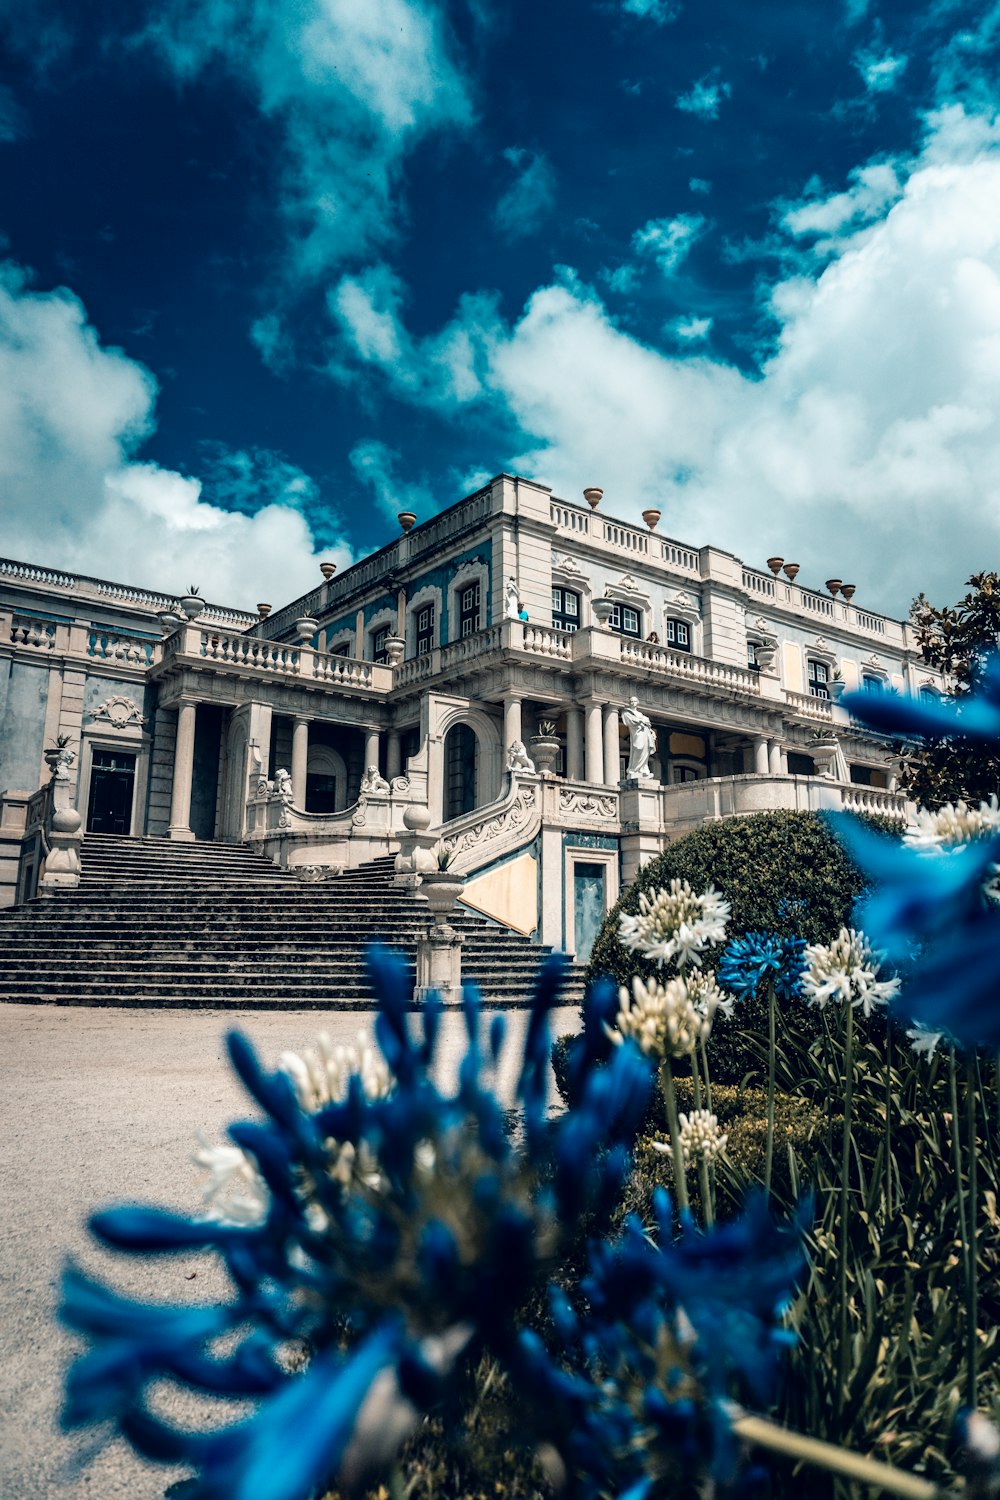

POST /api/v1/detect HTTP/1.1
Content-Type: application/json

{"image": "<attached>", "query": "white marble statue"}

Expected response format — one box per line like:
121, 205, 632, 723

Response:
623, 696, 657, 779
359, 764, 391, 795
506, 739, 536, 774
273, 768, 293, 802
504, 576, 521, 620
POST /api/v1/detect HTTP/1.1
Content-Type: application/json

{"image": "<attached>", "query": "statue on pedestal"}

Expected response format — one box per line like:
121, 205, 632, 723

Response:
623, 696, 657, 779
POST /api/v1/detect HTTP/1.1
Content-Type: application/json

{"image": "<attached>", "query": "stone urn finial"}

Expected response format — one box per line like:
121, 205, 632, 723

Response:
782, 562, 800, 583
257, 602, 272, 621
319, 561, 336, 581
641, 507, 661, 531
294, 615, 319, 644
841, 583, 856, 602
826, 578, 843, 597
766, 556, 784, 576
583, 487, 604, 510
398, 511, 417, 533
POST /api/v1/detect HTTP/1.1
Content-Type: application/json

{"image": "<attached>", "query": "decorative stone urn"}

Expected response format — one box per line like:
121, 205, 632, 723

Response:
529, 734, 562, 776
825, 578, 843, 597
592, 596, 615, 626
319, 561, 336, 581
766, 556, 784, 576
386, 635, 406, 666
583, 487, 604, 510
294, 615, 319, 644
180, 590, 203, 620
415, 868, 466, 1005
641, 508, 661, 531
394, 804, 438, 882
841, 584, 856, 603
419, 868, 466, 926
754, 640, 778, 672
782, 562, 800, 582
810, 736, 840, 778
157, 609, 183, 635
829, 677, 847, 702
398, 511, 417, 533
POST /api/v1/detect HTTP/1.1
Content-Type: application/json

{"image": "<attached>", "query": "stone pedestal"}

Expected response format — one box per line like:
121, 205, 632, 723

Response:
619, 780, 664, 888
38, 775, 83, 896
415, 871, 466, 1004
393, 804, 439, 887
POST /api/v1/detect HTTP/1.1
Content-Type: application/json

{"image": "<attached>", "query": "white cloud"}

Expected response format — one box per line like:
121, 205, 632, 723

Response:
329, 105, 1000, 617
689, 177, 712, 195
854, 45, 908, 94
782, 162, 902, 243
619, 0, 678, 23
632, 213, 707, 274
493, 148, 556, 241
602, 264, 640, 294
0, 263, 346, 605
670, 315, 713, 341
348, 439, 436, 526
137, 0, 472, 282
676, 74, 730, 119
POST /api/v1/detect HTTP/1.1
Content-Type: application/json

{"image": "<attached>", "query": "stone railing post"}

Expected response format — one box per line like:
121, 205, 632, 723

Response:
37, 749, 83, 896
415, 870, 465, 1004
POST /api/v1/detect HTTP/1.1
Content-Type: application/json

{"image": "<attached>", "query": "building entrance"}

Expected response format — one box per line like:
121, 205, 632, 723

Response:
86, 750, 136, 835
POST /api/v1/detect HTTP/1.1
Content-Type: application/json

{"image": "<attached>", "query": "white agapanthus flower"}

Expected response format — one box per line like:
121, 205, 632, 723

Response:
651, 1109, 728, 1166
278, 1031, 393, 1114
906, 796, 1000, 851
611, 972, 722, 1059
192, 1131, 270, 1227
801, 927, 900, 1017
906, 1023, 946, 1057
618, 880, 730, 968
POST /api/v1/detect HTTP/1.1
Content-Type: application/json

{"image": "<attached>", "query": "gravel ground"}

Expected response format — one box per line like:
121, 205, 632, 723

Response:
0, 1001, 580, 1500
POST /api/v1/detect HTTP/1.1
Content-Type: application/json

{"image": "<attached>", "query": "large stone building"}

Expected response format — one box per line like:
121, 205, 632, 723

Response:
0, 473, 941, 960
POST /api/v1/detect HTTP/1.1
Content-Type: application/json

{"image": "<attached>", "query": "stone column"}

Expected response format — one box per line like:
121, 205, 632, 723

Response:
503, 694, 522, 749
768, 739, 783, 774
364, 726, 381, 772
387, 731, 402, 781
753, 737, 769, 775
584, 701, 604, 784
168, 700, 197, 841
603, 705, 621, 787
291, 717, 309, 807
565, 705, 584, 781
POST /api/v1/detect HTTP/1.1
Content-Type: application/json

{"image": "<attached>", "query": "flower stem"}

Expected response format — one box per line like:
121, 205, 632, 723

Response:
948, 1049, 973, 1409
837, 1001, 854, 1424
660, 1059, 689, 1213
699, 1035, 713, 1112
765, 979, 776, 1196
884, 1024, 893, 1221
966, 1052, 979, 1409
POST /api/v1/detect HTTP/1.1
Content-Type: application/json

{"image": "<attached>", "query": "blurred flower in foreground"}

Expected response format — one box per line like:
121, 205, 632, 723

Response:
801, 927, 900, 1018
59, 947, 810, 1500
612, 972, 725, 1059
619, 881, 729, 968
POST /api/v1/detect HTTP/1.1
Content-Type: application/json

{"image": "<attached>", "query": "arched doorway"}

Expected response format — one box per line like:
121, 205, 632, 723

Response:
443, 723, 478, 820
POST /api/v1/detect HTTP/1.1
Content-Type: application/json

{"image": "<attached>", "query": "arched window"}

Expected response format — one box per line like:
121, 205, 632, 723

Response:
444, 723, 478, 820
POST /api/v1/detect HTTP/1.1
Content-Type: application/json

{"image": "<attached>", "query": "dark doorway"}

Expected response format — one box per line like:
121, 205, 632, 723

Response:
444, 723, 478, 820
87, 750, 136, 835
306, 773, 338, 813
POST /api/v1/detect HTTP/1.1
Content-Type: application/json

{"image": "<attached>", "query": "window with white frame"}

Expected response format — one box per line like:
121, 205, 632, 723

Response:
610, 601, 641, 638
415, 603, 435, 655
808, 659, 830, 699
458, 581, 481, 637
371, 625, 390, 664
552, 586, 580, 632
748, 641, 760, 672
862, 674, 885, 694
666, 617, 691, 651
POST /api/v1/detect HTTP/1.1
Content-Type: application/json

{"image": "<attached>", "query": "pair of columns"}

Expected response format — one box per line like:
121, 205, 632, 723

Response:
167, 703, 396, 840
503, 695, 620, 787
752, 737, 786, 775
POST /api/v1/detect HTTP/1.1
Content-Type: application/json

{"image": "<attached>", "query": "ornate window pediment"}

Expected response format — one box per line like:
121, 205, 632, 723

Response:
89, 694, 146, 730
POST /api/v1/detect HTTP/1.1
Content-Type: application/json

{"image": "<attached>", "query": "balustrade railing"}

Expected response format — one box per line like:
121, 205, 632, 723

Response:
784, 689, 834, 721
841, 784, 908, 818
801, 590, 835, 617
312, 652, 375, 688
87, 629, 157, 667
520, 623, 572, 658
200, 630, 301, 674
742, 568, 776, 597
10, 614, 57, 649
619, 640, 761, 694
854, 609, 886, 636
661, 541, 700, 573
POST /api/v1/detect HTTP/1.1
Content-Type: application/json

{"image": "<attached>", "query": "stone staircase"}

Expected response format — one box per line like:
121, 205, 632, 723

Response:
0, 834, 588, 1009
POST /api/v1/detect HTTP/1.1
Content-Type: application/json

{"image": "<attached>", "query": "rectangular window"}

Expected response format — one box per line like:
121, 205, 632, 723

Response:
862, 675, 884, 694
371, 625, 390, 664
459, 581, 480, 637
610, 602, 641, 638
748, 641, 760, 671
416, 604, 435, 655
552, 586, 580, 632
808, 660, 830, 699
666, 618, 691, 651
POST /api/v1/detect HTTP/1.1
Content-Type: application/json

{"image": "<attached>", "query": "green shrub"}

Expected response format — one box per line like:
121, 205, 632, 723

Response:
585, 810, 900, 1084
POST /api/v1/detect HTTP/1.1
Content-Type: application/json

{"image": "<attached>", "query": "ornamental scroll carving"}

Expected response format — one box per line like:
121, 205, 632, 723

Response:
90, 694, 146, 730
442, 786, 536, 858
559, 788, 618, 819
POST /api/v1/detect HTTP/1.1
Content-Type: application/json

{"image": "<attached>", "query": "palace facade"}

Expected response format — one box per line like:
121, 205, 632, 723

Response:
0, 474, 941, 960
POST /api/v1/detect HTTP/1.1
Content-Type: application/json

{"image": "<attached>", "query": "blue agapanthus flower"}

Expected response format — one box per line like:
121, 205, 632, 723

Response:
717, 933, 807, 1002
60, 946, 663, 1500
831, 664, 1000, 1048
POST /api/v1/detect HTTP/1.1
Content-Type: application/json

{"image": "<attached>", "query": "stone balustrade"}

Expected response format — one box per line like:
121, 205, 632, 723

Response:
618, 638, 762, 695
200, 629, 301, 673
784, 689, 834, 722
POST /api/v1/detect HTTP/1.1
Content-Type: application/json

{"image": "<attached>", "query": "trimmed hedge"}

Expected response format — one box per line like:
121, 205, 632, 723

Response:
583, 810, 900, 1084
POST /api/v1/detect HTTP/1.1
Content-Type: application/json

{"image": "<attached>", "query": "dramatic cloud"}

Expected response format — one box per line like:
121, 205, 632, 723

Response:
137, 0, 472, 283
331, 105, 1000, 617
493, 149, 556, 241
854, 45, 907, 94
348, 439, 436, 526
0, 263, 346, 604
619, 0, 678, 23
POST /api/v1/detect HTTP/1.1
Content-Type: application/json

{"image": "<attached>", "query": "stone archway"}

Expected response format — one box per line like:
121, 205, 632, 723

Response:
305, 744, 348, 813
443, 723, 478, 821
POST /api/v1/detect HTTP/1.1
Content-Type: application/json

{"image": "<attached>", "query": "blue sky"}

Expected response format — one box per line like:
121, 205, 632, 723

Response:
1, 0, 999, 617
